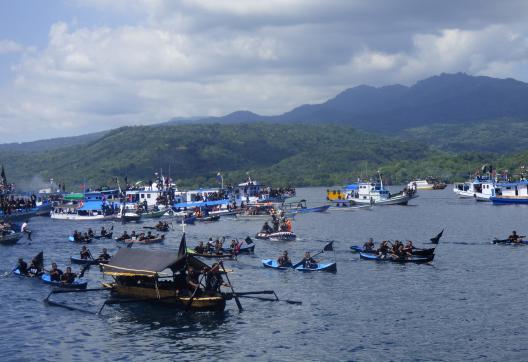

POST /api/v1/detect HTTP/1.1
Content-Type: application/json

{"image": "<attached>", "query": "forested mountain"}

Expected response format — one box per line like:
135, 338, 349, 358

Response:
168, 73, 528, 132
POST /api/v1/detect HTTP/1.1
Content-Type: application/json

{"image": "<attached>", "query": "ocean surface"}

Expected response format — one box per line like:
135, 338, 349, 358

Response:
1, 187, 527, 361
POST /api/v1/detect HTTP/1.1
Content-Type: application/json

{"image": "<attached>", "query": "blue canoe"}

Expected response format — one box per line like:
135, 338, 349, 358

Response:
13, 268, 88, 289
492, 238, 528, 245
359, 252, 433, 264
262, 259, 337, 272
292, 205, 330, 214
40, 274, 88, 289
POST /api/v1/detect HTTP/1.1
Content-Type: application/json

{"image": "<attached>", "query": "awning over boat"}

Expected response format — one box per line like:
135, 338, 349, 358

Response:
103, 248, 208, 277
344, 184, 358, 190
63, 193, 84, 201
172, 199, 230, 208
78, 201, 104, 211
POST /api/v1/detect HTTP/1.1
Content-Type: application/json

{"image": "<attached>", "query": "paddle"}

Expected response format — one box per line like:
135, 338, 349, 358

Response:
236, 294, 302, 305
185, 274, 205, 311
220, 260, 243, 312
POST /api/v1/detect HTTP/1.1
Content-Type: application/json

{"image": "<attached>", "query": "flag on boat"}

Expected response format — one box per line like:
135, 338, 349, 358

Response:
1, 165, 6, 186
178, 233, 187, 257
430, 229, 444, 244
323, 241, 334, 252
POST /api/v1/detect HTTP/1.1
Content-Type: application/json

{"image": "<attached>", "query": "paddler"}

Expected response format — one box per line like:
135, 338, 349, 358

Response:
98, 248, 111, 262
301, 252, 317, 268
363, 238, 375, 251
261, 221, 273, 234
60, 267, 77, 284
508, 230, 522, 243
49, 262, 63, 282
80, 245, 92, 260
377, 240, 389, 257
100, 226, 107, 237
204, 263, 227, 294
194, 241, 206, 254
403, 240, 414, 255
186, 266, 201, 295
277, 251, 292, 267
17, 258, 29, 275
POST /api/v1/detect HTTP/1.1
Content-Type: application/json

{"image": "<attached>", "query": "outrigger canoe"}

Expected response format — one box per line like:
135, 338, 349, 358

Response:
350, 245, 435, 257
13, 268, 88, 289
0, 231, 23, 245
70, 256, 110, 266
492, 238, 528, 245
255, 231, 296, 241
262, 259, 337, 272
359, 252, 434, 264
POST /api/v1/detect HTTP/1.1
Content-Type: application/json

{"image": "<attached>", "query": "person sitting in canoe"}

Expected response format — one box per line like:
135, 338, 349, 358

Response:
98, 248, 111, 262
403, 241, 414, 255
214, 239, 223, 255
117, 230, 130, 241
28, 255, 44, 276
301, 252, 318, 268
100, 226, 108, 237
261, 221, 273, 234
130, 231, 137, 239
377, 241, 389, 257
194, 241, 206, 254
391, 244, 407, 260
87, 228, 94, 238
60, 267, 77, 284
204, 263, 227, 294
277, 251, 292, 267
363, 238, 375, 252
49, 263, 63, 282
229, 239, 239, 254
80, 245, 92, 260
508, 230, 523, 243
17, 258, 29, 276
73, 230, 81, 242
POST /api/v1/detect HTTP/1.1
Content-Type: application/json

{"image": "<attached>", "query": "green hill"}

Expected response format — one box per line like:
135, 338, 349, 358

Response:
2, 123, 527, 191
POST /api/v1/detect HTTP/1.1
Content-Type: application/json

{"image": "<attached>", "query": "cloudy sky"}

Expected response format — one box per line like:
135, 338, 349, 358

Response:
1, 0, 528, 142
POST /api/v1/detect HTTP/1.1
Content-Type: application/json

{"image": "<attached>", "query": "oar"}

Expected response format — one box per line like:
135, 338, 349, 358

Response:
185, 274, 205, 311
220, 261, 243, 312
234, 294, 302, 305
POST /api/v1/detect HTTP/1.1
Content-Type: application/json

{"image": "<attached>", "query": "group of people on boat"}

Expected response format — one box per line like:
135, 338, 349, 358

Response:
79, 246, 111, 262
155, 221, 170, 231
16, 256, 78, 284
261, 216, 292, 234
194, 237, 241, 255
117, 230, 161, 241
277, 250, 318, 268
186, 262, 229, 296
364, 238, 415, 259
0, 194, 37, 215
72, 230, 93, 242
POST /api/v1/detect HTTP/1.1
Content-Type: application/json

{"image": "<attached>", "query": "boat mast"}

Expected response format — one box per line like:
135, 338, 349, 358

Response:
378, 170, 383, 189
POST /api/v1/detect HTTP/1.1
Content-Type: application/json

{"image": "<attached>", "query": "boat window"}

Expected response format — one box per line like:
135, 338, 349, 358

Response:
147, 194, 151, 199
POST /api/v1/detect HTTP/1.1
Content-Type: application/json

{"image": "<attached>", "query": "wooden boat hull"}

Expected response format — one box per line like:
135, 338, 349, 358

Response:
359, 252, 434, 263
116, 236, 165, 244
70, 257, 109, 265
187, 248, 234, 259
0, 231, 23, 245
255, 231, 296, 241
94, 232, 113, 240
108, 284, 226, 311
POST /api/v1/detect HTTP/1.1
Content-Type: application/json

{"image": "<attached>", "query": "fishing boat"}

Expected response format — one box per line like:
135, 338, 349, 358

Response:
407, 178, 447, 190
51, 200, 116, 221
117, 203, 142, 222
327, 172, 417, 206
141, 209, 166, 219
359, 252, 434, 263
232, 178, 296, 205
490, 180, 528, 204
255, 231, 297, 241
0, 230, 24, 245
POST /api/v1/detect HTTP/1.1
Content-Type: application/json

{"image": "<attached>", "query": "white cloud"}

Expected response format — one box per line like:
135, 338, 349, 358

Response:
2, 1, 528, 141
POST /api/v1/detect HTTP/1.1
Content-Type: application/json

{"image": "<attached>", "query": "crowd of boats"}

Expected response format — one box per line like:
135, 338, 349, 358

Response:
2, 166, 527, 315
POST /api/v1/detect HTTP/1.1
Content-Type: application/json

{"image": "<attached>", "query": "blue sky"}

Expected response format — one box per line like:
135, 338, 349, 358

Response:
1, 0, 528, 142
